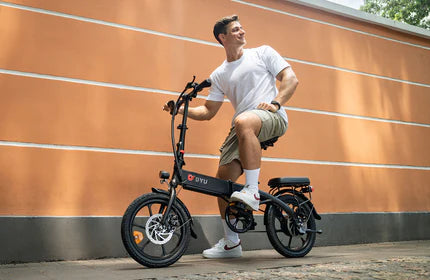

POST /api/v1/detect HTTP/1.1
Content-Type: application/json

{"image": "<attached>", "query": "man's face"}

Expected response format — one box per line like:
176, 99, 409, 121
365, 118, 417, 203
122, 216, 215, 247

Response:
222, 21, 246, 47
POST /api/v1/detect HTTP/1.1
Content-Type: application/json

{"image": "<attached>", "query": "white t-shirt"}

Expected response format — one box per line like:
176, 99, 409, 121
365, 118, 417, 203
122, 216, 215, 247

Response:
208, 45, 290, 125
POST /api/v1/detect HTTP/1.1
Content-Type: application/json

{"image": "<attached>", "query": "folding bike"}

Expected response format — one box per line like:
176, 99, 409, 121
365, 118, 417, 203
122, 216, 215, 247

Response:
121, 77, 322, 268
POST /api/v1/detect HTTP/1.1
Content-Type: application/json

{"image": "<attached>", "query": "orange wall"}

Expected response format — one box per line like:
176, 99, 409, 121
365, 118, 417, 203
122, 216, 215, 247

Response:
0, 0, 429, 216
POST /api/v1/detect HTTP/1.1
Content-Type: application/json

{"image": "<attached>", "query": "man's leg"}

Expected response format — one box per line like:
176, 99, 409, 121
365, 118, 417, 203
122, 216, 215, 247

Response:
230, 112, 262, 210
202, 160, 243, 259
216, 159, 243, 216
217, 160, 242, 244
234, 112, 262, 170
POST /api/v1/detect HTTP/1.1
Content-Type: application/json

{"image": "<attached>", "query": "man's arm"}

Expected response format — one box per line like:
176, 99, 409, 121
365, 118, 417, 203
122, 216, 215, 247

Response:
164, 100, 223, 121
274, 66, 298, 106
187, 100, 223, 120
257, 66, 299, 112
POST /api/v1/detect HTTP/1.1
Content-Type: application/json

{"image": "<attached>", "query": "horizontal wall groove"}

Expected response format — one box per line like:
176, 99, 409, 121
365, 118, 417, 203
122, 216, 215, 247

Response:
1, 140, 429, 171
0, 1, 220, 48
232, 0, 430, 51
284, 56, 430, 88
1, 1, 429, 87
284, 106, 430, 128
1, 68, 429, 128
0, 68, 180, 96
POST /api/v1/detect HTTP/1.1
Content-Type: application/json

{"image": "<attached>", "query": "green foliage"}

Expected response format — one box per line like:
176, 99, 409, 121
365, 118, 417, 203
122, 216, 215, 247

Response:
360, 0, 430, 30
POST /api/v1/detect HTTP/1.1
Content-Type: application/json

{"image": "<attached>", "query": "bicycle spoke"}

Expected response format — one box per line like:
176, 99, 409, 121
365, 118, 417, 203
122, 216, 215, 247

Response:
140, 239, 151, 251
288, 235, 292, 248
301, 237, 307, 245
161, 244, 166, 256
133, 223, 146, 230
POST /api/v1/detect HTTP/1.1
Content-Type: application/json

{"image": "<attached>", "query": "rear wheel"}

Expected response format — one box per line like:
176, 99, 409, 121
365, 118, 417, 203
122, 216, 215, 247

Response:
121, 193, 190, 268
265, 195, 316, 258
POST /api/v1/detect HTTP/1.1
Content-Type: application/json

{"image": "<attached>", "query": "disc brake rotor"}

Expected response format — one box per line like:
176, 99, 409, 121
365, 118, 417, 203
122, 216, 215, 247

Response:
145, 213, 175, 245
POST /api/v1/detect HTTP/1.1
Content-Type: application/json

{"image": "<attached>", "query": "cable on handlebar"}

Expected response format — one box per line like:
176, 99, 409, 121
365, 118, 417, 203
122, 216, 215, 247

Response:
170, 77, 211, 173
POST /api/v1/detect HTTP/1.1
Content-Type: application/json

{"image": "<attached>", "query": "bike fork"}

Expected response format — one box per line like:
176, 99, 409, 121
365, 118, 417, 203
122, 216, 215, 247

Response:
161, 185, 176, 225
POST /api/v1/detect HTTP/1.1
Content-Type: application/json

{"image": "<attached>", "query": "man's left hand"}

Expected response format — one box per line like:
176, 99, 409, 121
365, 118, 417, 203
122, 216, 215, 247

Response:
257, 102, 278, 112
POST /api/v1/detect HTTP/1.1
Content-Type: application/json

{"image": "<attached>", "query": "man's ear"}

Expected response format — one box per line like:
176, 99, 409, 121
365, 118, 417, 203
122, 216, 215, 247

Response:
218, 33, 226, 44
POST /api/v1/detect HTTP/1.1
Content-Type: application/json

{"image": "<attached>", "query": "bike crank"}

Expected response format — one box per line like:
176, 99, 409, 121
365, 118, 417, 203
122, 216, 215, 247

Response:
225, 202, 256, 233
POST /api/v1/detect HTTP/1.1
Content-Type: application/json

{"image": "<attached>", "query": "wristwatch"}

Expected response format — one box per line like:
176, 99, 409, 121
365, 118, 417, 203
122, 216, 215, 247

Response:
271, 100, 281, 111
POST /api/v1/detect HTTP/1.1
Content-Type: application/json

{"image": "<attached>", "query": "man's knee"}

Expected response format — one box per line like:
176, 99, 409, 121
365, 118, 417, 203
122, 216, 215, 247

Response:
234, 112, 261, 136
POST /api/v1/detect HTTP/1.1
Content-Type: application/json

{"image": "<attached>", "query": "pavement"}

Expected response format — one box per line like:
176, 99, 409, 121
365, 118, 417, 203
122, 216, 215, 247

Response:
1, 240, 429, 280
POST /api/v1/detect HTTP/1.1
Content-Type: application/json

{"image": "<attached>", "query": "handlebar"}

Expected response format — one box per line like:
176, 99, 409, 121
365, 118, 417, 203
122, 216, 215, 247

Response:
168, 77, 211, 173
168, 78, 211, 115
194, 79, 211, 93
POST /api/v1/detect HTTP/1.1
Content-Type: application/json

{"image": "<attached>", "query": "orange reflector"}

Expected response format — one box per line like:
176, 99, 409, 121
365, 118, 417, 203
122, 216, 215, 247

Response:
133, 231, 144, 244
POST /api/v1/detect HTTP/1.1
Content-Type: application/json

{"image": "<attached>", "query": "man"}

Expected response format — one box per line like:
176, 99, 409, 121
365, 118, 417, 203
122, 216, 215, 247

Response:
164, 15, 298, 258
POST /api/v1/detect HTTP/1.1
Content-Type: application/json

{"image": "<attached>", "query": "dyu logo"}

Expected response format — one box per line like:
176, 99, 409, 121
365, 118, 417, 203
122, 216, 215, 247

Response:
187, 174, 208, 185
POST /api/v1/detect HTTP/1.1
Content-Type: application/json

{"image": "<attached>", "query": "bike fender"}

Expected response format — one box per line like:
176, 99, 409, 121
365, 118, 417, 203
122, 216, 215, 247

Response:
151, 188, 198, 238
273, 189, 321, 220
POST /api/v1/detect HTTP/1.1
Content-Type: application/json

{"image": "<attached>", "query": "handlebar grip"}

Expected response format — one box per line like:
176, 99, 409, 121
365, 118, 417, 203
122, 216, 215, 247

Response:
167, 100, 175, 115
195, 79, 211, 92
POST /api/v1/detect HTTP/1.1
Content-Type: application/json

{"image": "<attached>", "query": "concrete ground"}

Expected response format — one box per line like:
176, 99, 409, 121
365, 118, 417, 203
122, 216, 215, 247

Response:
1, 240, 429, 280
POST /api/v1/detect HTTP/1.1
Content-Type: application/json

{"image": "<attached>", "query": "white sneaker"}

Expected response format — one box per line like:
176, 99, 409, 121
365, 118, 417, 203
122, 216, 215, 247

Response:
230, 186, 260, 211
202, 238, 242, 259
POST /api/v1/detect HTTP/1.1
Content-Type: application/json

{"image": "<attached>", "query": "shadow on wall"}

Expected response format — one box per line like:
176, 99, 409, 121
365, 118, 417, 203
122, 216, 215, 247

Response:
0, 217, 128, 263
327, 21, 429, 213
243, 0, 429, 213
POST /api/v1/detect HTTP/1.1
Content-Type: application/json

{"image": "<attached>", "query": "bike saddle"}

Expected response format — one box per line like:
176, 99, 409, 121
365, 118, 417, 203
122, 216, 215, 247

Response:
268, 177, 310, 187
260, 137, 278, 150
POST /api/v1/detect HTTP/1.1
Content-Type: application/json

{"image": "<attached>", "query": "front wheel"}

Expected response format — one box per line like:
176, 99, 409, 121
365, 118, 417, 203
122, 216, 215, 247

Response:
265, 195, 316, 258
121, 192, 191, 268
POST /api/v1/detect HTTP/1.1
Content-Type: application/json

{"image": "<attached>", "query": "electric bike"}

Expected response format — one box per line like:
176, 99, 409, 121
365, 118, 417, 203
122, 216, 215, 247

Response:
121, 77, 322, 268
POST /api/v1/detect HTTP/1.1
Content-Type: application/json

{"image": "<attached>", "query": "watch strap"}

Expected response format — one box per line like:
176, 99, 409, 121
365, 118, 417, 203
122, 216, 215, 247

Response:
271, 100, 281, 111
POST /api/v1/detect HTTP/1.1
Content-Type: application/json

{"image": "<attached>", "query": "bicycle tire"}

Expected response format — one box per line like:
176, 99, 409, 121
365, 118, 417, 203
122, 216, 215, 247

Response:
265, 195, 316, 258
121, 192, 191, 268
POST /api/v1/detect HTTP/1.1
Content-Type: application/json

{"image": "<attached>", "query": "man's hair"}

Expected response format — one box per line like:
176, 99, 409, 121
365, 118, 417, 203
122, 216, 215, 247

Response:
213, 15, 239, 45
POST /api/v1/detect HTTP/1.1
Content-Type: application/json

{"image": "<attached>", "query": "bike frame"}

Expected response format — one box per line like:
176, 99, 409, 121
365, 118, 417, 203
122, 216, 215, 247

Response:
159, 77, 303, 227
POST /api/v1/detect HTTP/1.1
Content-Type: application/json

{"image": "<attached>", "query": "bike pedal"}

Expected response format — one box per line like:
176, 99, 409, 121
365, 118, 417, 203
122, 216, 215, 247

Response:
231, 202, 246, 209
305, 229, 323, 234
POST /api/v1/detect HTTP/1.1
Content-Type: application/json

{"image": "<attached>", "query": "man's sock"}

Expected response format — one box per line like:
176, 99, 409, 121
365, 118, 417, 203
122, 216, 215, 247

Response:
222, 219, 240, 244
243, 168, 260, 191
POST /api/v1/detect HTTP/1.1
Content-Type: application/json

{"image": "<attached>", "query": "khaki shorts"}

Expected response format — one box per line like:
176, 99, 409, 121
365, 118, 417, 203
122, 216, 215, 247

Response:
219, 109, 288, 167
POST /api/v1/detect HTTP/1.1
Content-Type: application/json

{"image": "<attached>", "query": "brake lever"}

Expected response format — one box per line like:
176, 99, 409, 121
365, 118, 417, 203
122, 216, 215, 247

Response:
186, 76, 196, 89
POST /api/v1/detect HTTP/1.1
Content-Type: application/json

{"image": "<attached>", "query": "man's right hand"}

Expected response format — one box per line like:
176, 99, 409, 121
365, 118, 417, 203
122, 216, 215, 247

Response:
162, 101, 172, 113
163, 100, 184, 115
